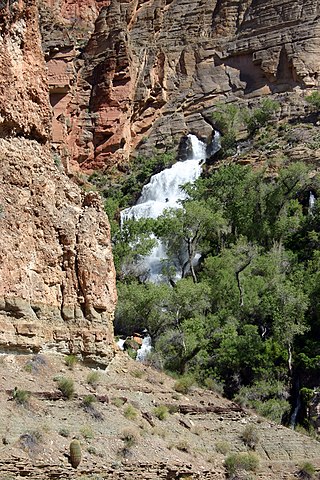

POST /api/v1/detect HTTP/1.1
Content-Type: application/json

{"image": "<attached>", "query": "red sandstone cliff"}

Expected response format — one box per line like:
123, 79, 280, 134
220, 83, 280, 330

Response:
39, 0, 320, 171
0, 0, 117, 363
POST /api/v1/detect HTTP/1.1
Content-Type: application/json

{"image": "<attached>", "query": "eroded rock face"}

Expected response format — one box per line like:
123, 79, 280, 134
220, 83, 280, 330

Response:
39, 0, 320, 170
0, 0, 117, 363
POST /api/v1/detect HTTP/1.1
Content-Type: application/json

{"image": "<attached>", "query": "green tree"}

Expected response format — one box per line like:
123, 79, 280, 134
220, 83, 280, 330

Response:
115, 281, 172, 338
155, 200, 226, 282
243, 98, 280, 134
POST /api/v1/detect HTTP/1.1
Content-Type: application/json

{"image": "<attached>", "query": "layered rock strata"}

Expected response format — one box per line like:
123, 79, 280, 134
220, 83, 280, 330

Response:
39, 0, 320, 170
0, 0, 117, 362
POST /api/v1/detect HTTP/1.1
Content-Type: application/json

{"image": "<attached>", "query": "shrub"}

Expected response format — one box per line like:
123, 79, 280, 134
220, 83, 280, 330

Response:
81, 395, 104, 421
306, 91, 320, 110
243, 98, 280, 134
153, 405, 169, 421
174, 376, 194, 394
204, 377, 224, 395
255, 398, 290, 424
24, 363, 33, 373
298, 461, 316, 479
215, 440, 230, 455
130, 369, 143, 379
175, 439, 190, 452
111, 397, 126, 408
19, 431, 42, 452
82, 395, 96, 408
224, 452, 259, 477
152, 426, 167, 439
120, 427, 140, 448
241, 424, 260, 449
80, 425, 94, 440
59, 428, 70, 438
234, 381, 290, 424
57, 377, 75, 399
65, 355, 78, 370
211, 103, 241, 136
13, 388, 30, 406
87, 446, 97, 455
168, 404, 179, 414
87, 371, 100, 389
124, 404, 138, 420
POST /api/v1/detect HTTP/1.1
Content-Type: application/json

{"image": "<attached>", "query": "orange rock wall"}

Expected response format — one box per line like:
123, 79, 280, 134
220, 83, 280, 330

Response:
0, 0, 117, 363
39, 0, 320, 171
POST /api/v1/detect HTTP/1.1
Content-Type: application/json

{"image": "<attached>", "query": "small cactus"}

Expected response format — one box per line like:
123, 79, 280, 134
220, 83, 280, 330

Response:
69, 439, 82, 468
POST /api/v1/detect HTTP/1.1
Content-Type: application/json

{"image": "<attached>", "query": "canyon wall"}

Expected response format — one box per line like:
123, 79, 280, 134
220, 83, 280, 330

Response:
1, 0, 319, 360
39, 0, 320, 171
0, 0, 117, 363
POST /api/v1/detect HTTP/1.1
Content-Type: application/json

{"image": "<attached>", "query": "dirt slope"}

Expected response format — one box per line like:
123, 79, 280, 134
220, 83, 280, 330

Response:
0, 352, 318, 479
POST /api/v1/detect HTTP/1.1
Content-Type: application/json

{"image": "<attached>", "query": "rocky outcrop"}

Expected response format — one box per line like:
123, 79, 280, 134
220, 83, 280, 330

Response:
39, 0, 320, 171
0, 0, 117, 362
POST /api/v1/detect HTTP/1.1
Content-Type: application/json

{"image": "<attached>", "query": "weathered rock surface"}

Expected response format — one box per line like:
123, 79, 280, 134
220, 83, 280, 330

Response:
39, 0, 320, 170
0, 0, 117, 361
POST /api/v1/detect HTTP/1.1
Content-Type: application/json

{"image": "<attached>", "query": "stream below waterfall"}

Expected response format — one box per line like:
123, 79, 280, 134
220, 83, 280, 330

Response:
120, 132, 220, 360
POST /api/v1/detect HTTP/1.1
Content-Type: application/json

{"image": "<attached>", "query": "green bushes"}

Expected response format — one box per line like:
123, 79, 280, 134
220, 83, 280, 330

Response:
153, 405, 169, 420
298, 461, 316, 479
306, 91, 320, 110
57, 377, 75, 399
241, 424, 259, 449
87, 371, 100, 389
82, 395, 96, 408
211, 98, 280, 157
80, 425, 94, 440
58, 428, 70, 438
13, 388, 30, 406
65, 355, 78, 370
174, 376, 194, 394
224, 452, 259, 477
215, 440, 230, 455
243, 98, 279, 134
120, 427, 140, 448
124, 404, 138, 420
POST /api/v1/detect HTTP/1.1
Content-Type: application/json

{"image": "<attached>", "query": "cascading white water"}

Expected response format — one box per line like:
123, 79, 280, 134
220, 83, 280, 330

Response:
121, 133, 220, 282
121, 135, 206, 225
116, 338, 126, 350
309, 191, 316, 214
120, 132, 220, 360
136, 335, 152, 361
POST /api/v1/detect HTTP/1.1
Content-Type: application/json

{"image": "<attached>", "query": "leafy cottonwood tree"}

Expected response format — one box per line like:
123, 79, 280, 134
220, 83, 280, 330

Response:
154, 199, 226, 282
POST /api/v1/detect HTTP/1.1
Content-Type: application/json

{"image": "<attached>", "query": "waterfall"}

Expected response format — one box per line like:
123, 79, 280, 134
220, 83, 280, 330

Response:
116, 338, 126, 350
136, 335, 152, 362
121, 133, 220, 282
121, 134, 206, 225
308, 192, 316, 214
120, 132, 220, 359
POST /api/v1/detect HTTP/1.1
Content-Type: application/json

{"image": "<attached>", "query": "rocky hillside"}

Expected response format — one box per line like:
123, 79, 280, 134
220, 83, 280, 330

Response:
0, 351, 319, 479
39, 0, 320, 170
